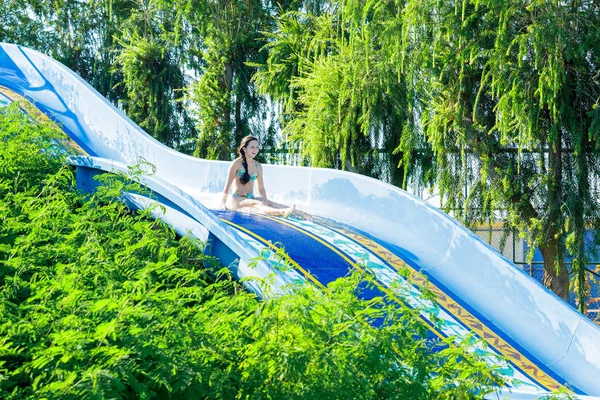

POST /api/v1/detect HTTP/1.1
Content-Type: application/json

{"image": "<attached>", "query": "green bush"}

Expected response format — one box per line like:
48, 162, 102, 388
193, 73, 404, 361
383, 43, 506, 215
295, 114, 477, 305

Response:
0, 105, 501, 399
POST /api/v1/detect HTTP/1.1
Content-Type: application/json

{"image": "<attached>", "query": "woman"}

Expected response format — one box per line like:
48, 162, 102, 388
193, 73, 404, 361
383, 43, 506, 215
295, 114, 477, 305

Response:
220, 135, 295, 217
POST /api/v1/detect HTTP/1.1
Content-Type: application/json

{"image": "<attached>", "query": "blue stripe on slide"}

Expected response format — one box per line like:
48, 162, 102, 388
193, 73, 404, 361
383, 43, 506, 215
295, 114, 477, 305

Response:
212, 210, 446, 342
214, 210, 362, 288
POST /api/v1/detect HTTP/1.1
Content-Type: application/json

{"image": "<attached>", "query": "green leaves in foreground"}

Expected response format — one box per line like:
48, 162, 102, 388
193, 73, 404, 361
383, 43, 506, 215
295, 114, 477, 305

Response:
0, 106, 500, 398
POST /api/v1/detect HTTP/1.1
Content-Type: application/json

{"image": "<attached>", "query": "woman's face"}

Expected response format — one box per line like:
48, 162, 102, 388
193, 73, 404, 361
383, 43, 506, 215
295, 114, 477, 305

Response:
245, 140, 259, 159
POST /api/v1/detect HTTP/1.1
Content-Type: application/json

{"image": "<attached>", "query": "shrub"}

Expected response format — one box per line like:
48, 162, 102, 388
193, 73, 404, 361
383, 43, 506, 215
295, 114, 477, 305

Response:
0, 105, 500, 399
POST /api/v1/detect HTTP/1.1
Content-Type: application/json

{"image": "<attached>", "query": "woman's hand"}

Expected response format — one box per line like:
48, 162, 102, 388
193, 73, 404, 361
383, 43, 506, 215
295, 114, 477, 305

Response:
220, 192, 228, 209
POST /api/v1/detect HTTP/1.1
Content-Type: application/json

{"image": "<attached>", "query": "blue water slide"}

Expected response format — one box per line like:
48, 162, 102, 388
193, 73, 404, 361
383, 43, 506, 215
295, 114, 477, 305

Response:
1, 43, 600, 399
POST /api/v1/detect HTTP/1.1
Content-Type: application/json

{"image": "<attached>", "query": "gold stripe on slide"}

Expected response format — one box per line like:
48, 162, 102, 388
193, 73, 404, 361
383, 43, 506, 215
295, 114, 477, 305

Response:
331, 226, 566, 393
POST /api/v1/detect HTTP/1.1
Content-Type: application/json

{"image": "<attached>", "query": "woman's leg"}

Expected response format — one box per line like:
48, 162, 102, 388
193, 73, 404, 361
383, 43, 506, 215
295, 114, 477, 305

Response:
257, 198, 288, 209
237, 198, 295, 218
290, 209, 313, 220
230, 196, 242, 210
256, 198, 312, 220
256, 203, 295, 218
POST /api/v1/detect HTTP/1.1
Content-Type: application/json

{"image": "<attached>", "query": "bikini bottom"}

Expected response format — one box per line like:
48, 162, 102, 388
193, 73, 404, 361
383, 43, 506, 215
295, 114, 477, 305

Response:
233, 192, 254, 199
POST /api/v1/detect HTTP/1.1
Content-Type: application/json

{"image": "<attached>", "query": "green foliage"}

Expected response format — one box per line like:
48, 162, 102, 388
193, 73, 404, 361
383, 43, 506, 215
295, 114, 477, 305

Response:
255, 1, 409, 185
0, 0, 195, 150
0, 107, 500, 398
115, 34, 191, 148
0, 0, 317, 156
3, 0, 599, 317
0, 104, 66, 197
113, 0, 197, 151
228, 274, 502, 400
401, 0, 600, 303
0, 105, 227, 398
0, 1, 48, 51
188, 0, 276, 160
252, 0, 600, 305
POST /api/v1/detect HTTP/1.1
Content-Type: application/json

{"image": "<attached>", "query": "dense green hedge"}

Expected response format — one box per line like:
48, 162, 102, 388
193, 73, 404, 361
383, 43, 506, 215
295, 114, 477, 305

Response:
0, 105, 501, 399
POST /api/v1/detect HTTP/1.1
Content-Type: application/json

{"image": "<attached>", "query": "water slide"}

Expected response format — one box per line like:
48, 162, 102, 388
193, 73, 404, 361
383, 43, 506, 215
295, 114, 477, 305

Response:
1, 43, 600, 399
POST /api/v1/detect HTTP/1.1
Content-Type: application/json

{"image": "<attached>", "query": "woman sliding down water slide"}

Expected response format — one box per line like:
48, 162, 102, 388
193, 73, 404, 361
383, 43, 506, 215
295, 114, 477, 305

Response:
220, 135, 298, 218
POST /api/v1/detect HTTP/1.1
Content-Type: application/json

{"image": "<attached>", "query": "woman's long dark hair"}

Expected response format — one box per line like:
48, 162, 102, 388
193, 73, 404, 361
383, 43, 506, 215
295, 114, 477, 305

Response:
237, 135, 259, 185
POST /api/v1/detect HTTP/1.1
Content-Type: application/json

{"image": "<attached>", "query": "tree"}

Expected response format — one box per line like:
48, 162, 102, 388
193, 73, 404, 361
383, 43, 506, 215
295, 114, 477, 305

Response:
0, 0, 195, 150
0, 1, 48, 50
115, 0, 196, 150
401, 0, 600, 304
185, 0, 275, 160
254, 0, 409, 186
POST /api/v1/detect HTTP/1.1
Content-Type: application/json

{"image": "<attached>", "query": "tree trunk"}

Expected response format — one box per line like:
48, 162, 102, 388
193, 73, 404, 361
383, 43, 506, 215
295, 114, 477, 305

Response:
539, 241, 570, 301
387, 121, 404, 188
543, 118, 569, 300
235, 94, 242, 144
217, 61, 233, 160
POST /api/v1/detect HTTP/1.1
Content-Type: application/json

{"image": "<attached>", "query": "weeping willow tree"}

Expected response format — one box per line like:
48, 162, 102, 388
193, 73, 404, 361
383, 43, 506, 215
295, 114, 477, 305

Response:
253, 0, 409, 185
401, 0, 600, 304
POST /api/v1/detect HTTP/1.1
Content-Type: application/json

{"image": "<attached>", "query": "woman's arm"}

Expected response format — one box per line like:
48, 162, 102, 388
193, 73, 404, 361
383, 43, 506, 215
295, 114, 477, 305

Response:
221, 161, 237, 208
257, 163, 267, 199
